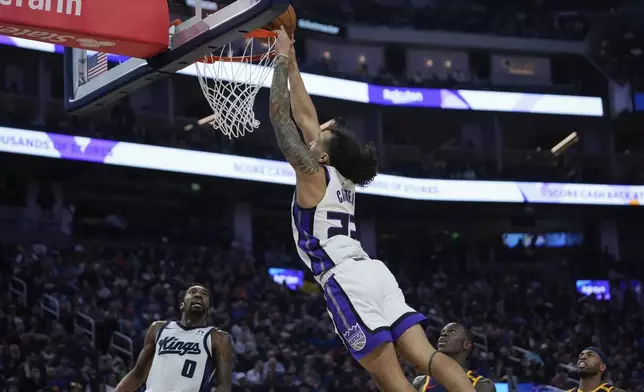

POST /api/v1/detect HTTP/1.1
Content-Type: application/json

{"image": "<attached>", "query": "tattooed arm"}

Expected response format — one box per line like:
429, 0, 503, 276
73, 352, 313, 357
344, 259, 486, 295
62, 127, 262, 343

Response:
269, 28, 326, 208
270, 55, 320, 175
269, 27, 321, 175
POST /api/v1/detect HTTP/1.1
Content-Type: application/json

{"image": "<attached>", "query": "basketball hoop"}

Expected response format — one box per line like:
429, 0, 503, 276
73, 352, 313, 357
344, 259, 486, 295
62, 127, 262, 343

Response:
195, 29, 278, 139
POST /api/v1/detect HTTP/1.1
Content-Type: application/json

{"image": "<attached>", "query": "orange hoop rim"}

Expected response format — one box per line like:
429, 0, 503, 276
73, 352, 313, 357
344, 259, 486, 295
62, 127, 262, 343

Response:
197, 29, 277, 64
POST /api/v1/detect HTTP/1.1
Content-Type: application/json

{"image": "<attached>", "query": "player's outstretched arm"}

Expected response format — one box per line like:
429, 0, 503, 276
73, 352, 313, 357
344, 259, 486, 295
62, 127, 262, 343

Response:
269, 27, 320, 176
288, 44, 320, 144
211, 330, 234, 392
114, 321, 163, 392
475, 379, 496, 392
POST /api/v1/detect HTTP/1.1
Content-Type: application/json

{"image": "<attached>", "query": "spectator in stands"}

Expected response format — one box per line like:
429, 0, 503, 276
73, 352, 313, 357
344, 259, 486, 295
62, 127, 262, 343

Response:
2, 237, 642, 391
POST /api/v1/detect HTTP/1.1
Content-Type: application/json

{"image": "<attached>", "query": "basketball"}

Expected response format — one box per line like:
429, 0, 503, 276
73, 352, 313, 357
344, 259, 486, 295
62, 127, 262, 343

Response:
262, 5, 297, 37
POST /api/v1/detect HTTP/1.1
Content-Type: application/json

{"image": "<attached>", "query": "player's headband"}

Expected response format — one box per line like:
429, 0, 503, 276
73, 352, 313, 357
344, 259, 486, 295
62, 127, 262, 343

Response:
585, 346, 610, 368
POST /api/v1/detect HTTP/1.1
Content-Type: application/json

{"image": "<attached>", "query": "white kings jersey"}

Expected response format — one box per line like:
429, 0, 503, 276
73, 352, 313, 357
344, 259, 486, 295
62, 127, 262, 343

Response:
145, 321, 215, 392
291, 166, 368, 280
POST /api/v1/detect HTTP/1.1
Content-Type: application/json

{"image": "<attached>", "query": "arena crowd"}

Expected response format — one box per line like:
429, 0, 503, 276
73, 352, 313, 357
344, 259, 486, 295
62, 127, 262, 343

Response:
0, 1, 643, 391
1, 236, 642, 391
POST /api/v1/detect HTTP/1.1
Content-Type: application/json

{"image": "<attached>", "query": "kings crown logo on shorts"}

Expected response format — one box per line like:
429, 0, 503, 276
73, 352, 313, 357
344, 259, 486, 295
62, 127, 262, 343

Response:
343, 324, 367, 351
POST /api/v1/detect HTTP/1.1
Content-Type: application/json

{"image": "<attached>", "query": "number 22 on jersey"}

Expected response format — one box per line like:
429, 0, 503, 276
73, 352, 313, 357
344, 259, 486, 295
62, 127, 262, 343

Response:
327, 211, 357, 239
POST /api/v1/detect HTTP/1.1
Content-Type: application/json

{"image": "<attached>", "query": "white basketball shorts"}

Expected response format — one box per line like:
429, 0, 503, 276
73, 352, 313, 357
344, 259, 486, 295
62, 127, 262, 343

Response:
320, 257, 427, 360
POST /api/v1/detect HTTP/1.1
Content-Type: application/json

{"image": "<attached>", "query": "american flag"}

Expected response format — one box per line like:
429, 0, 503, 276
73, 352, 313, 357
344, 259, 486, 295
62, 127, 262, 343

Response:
86, 52, 108, 81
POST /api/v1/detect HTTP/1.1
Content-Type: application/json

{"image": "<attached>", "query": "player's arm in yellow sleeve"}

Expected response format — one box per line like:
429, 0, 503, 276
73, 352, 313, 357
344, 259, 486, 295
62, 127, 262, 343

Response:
475, 379, 496, 392
288, 41, 322, 145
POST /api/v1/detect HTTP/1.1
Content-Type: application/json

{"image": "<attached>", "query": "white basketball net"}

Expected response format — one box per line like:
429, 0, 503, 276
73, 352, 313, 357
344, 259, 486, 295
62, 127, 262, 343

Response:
195, 36, 277, 139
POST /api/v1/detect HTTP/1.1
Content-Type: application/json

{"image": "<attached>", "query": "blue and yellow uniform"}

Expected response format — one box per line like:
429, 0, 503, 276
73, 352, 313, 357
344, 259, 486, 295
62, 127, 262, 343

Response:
414, 370, 485, 391
567, 383, 615, 392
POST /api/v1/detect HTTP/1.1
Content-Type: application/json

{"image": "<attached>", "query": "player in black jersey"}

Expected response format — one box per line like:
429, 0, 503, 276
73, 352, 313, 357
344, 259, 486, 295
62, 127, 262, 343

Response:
568, 347, 625, 392
413, 323, 495, 392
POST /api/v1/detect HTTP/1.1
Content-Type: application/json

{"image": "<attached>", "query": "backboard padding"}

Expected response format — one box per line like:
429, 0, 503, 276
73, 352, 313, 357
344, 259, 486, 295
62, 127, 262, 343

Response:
64, 0, 290, 114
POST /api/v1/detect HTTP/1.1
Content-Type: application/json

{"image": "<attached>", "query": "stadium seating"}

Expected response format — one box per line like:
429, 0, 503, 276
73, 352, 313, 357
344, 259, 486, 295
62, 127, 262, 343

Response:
2, 239, 642, 391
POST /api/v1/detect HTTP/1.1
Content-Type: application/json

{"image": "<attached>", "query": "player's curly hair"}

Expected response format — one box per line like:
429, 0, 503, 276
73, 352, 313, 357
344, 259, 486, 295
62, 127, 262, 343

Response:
325, 121, 378, 187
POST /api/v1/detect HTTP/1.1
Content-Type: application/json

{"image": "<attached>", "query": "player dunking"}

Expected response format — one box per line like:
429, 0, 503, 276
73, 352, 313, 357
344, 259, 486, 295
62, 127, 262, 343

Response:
568, 347, 625, 392
268, 27, 476, 392
413, 323, 495, 392
113, 285, 233, 392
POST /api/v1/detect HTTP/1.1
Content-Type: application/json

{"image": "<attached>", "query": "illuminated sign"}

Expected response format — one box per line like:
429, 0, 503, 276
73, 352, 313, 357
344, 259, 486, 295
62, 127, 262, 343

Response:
491, 55, 551, 86
297, 18, 342, 36
184, 0, 218, 11
268, 268, 304, 290
576, 280, 610, 300
0, 36, 604, 116
634, 92, 644, 111
1, 126, 643, 206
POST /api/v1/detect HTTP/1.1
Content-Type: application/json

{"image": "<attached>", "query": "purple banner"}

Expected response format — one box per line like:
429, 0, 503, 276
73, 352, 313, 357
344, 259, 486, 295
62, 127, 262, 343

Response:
0, 126, 640, 205
46, 133, 118, 163
365, 84, 604, 116
0, 35, 14, 46
367, 85, 471, 109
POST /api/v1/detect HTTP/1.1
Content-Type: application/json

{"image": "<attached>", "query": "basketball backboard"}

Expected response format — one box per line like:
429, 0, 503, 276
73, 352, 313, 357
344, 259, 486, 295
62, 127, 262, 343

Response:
62, 0, 289, 114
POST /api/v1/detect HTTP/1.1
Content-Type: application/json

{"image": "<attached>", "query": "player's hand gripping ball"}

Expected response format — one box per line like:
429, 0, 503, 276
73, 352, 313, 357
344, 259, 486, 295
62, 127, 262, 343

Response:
274, 26, 293, 57
263, 4, 297, 37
